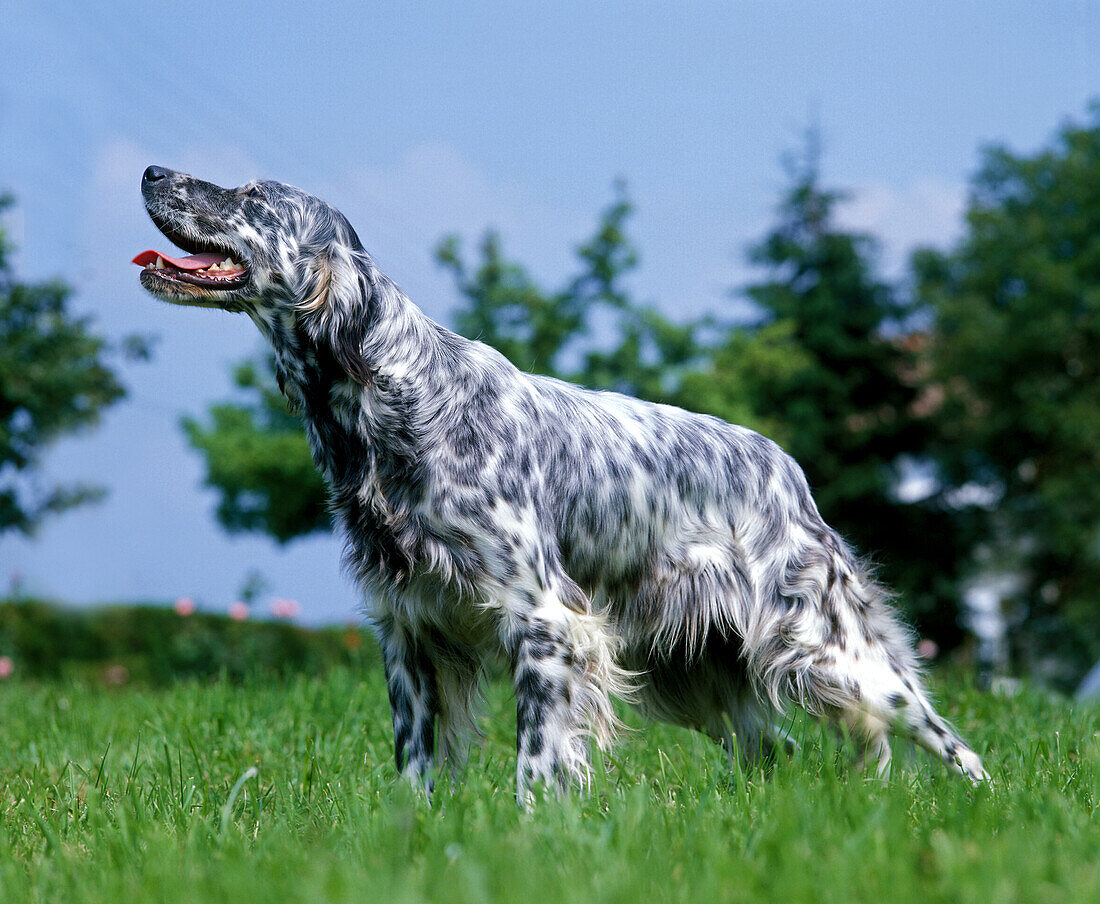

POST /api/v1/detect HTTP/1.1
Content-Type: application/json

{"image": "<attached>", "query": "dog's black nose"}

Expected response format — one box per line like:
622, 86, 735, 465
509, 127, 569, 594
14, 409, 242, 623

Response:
142, 165, 170, 186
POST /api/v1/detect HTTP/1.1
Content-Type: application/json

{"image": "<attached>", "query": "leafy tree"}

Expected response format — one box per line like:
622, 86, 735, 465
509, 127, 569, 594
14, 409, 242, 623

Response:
0, 194, 133, 535
435, 229, 583, 377
437, 181, 699, 402
914, 105, 1100, 682
569, 186, 698, 402
686, 146, 967, 646
678, 319, 815, 450
182, 359, 328, 544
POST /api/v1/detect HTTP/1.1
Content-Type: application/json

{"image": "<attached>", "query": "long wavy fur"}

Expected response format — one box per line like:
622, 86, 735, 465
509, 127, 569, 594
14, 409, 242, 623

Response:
138, 167, 989, 801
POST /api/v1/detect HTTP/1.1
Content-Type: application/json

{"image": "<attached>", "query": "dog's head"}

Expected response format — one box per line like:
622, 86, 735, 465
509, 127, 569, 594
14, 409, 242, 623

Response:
135, 166, 375, 381
135, 165, 366, 314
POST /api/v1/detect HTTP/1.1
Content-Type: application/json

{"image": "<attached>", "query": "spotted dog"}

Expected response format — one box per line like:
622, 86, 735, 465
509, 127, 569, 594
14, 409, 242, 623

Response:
134, 166, 988, 801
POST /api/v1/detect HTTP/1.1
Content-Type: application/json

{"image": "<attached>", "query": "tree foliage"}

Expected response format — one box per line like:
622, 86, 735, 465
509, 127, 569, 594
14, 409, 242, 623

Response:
437, 181, 699, 402
182, 359, 329, 544
914, 105, 1100, 680
435, 229, 582, 377
0, 195, 131, 535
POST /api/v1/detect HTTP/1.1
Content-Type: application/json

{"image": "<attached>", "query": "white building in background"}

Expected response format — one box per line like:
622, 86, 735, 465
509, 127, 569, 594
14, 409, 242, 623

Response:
962, 573, 1021, 677
1077, 661, 1100, 700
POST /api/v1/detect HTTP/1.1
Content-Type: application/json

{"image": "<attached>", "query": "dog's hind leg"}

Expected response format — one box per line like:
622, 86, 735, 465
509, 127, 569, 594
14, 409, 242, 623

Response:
765, 634, 987, 783
884, 678, 988, 783
837, 657, 986, 783
731, 445, 989, 784
747, 531, 987, 783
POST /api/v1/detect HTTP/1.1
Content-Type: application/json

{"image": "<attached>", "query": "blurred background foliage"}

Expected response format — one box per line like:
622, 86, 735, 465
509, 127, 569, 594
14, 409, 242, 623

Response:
2, 106, 1097, 688
0, 596, 373, 685
0, 195, 150, 537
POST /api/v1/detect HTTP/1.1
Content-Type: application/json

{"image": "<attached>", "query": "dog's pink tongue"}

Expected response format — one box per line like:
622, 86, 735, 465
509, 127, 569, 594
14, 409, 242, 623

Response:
131, 250, 226, 270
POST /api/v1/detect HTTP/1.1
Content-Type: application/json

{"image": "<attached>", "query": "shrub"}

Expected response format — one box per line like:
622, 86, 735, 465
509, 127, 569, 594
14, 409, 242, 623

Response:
0, 597, 377, 685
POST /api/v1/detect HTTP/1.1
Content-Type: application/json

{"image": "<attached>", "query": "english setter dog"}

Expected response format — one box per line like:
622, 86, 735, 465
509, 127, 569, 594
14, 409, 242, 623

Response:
135, 166, 987, 801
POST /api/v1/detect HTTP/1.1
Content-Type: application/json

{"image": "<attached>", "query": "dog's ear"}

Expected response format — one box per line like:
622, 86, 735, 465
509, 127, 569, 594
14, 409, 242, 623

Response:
299, 249, 374, 385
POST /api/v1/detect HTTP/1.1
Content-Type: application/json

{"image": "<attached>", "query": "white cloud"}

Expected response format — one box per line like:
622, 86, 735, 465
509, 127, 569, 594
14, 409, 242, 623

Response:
307, 143, 588, 320
836, 177, 968, 275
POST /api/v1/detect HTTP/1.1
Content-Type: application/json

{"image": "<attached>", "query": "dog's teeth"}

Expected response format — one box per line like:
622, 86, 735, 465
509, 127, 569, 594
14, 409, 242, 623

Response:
154, 257, 164, 269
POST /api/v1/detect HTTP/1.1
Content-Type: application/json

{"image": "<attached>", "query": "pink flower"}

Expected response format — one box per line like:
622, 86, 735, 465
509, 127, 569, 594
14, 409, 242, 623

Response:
0, 657, 13, 679
103, 664, 129, 686
916, 638, 939, 661
174, 596, 196, 616
270, 597, 301, 619
228, 601, 249, 621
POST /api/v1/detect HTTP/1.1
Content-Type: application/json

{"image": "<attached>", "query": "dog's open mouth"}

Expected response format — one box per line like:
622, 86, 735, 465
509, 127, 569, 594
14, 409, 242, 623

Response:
132, 248, 250, 289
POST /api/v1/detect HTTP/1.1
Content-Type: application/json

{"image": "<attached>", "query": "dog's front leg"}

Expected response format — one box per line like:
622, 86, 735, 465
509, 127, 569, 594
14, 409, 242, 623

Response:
376, 618, 438, 796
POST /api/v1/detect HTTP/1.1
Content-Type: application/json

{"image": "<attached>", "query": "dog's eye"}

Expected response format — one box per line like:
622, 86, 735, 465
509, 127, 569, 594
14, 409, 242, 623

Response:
246, 186, 263, 199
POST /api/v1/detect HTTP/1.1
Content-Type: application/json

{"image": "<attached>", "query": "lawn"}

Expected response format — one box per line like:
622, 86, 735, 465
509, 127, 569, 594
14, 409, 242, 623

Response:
0, 666, 1096, 903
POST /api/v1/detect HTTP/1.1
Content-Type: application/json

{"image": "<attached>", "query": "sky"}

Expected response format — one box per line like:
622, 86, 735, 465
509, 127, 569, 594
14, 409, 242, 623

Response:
1, 0, 1096, 624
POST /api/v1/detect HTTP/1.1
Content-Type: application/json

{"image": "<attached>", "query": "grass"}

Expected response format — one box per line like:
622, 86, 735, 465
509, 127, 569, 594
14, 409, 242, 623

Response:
0, 666, 1096, 903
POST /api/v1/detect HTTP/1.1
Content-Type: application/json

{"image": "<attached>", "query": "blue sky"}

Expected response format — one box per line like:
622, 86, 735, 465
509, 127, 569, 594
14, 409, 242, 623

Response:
1, 1, 1096, 623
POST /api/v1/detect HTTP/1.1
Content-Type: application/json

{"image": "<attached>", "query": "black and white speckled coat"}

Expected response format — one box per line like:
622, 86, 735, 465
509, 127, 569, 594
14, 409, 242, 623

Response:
136, 166, 988, 802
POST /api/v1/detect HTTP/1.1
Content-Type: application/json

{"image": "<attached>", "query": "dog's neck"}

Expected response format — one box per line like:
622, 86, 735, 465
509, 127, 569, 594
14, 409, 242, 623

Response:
249, 264, 457, 504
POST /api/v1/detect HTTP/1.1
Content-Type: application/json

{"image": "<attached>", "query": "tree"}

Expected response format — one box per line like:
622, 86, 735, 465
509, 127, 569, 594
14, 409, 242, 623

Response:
914, 105, 1100, 683
683, 145, 967, 647
569, 185, 698, 402
437, 181, 699, 402
434, 229, 583, 378
0, 194, 134, 535
182, 358, 329, 544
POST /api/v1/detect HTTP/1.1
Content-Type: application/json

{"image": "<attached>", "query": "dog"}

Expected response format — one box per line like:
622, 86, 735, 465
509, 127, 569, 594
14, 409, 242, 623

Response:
135, 165, 988, 801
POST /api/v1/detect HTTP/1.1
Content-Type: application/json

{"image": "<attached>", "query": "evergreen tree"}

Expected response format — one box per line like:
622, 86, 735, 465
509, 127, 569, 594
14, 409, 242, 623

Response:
915, 105, 1100, 683
688, 146, 966, 646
